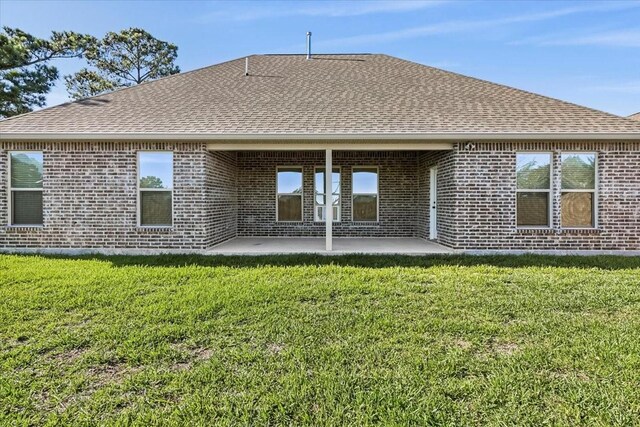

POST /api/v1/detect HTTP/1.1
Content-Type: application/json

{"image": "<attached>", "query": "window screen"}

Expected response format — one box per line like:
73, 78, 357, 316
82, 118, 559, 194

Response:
561, 153, 596, 228
516, 153, 551, 227
10, 152, 43, 225
139, 152, 173, 226
352, 167, 378, 221
277, 167, 303, 221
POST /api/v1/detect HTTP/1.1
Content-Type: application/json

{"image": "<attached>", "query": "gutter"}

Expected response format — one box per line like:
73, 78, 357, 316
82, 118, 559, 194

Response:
1, 132, 639, 142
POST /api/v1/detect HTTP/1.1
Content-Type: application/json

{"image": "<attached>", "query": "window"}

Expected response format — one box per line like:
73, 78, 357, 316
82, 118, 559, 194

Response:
352, 167, 378, 222
138, 152, 173, 226
277, 167, 303, 221
561, 153, 596, 228
314, 167, 340, 222
9, 151, 43, 226
516, 153, 551, 227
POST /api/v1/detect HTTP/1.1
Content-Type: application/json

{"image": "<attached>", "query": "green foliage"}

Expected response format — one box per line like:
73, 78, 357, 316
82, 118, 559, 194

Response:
517, 160, 551, 189
10, 153, 43, 187
0, 27, 95, 117
1, 254, 639, 425
65, 28, 180, 99
562, 154, 596, 190
139, 175, 165, 189
0, 64, 57, 117
63, 68, 116, 100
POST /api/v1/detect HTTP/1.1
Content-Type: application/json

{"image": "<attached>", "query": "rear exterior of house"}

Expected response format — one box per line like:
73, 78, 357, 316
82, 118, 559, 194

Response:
1, 54, 639, 253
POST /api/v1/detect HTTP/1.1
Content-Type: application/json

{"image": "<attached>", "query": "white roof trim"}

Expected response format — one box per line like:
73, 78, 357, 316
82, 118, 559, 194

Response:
207, 142, 454, 151
1, 132, 639, 141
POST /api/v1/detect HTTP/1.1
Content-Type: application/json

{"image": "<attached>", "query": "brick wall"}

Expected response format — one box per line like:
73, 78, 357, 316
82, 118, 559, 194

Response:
438, 141, 640, 250
204, 151, 238, 247
2, 141, 638, 252
0, 141, 211, 249
417, 150, 458, 247
236, 151, 421, 237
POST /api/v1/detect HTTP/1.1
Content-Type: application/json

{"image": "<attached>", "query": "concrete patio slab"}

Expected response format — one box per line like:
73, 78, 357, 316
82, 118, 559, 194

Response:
207, 237, 453, 255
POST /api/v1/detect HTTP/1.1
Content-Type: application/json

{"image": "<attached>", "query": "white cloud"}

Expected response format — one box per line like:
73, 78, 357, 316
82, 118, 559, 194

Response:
314, 2, 640, 48
198, 0, 447, 22
292, 0, 447, 17
519, 29, 640, 48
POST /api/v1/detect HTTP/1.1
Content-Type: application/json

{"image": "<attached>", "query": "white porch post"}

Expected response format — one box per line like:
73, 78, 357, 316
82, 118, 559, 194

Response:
325, 148, 333, 251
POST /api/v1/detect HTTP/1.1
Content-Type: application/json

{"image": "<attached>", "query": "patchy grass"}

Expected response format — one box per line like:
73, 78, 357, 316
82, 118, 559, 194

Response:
1, 253, 639, 426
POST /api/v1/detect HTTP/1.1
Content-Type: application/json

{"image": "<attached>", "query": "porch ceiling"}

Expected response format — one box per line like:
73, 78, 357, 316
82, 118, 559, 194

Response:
207, 237, 453, 255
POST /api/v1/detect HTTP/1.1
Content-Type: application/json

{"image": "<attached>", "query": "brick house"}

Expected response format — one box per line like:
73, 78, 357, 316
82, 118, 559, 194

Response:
1, 54, 639, 254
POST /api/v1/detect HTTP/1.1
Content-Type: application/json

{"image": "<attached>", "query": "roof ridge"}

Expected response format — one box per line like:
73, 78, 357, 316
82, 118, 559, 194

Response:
379, 54, 637, 126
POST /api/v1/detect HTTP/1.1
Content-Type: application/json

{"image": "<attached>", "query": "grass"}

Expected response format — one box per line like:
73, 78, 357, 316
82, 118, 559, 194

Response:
1, 253, 639, 426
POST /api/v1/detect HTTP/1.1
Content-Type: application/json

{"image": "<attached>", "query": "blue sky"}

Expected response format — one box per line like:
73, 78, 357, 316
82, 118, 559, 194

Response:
2, 0, 639, 116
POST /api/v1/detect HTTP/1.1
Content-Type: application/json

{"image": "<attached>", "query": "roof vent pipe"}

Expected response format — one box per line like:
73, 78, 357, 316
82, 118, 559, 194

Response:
306, 32, 312, 60
245, 57, 249, 76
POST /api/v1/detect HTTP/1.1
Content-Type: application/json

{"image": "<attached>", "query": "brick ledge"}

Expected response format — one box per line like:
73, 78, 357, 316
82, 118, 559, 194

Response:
516, 228, 601, 235
4, 226, 44, 233
135, 227, 175, 234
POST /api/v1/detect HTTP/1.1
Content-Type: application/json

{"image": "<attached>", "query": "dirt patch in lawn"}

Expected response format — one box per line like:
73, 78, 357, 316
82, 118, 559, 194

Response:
452, 339, 473, 350
51, 348, 89, 364
266, 342, 285, 354
494, 342, 519, 355
548, 369, 591, 382
169, 343, 214, 371
476, 339, 521, 359
35, 362, 143, 413
88, 363, 143, 387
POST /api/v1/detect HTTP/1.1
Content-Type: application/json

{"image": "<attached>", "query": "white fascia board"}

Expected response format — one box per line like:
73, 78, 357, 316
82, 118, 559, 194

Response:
1, 132, 639, 141
207, 142, 455, 150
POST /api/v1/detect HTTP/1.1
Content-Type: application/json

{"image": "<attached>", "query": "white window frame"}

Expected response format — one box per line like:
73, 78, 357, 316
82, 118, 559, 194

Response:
560, 152, 598, 229
137, 151, 174, 228
8, 151, 44, 227
516, 152, 553, 229
351, 166, 379, 222
314, 166, 341, 222
276, 166, 304, 222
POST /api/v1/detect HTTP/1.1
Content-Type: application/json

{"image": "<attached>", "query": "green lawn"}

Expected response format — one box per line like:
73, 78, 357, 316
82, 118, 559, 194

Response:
1, 254, 639, 426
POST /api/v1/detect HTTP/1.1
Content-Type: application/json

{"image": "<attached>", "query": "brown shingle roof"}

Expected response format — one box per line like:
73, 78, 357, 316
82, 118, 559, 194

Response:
628, 112, 640, 121
2, 54, 639, 136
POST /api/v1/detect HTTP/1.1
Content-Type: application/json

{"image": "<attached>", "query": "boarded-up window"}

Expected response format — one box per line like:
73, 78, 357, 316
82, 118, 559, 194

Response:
139, 152, 173, 226
516, 153, 551, 227
561, 153, 596, 228
277, 167, 303, 221
10, 152, 43, 225
352, 167, 378, 221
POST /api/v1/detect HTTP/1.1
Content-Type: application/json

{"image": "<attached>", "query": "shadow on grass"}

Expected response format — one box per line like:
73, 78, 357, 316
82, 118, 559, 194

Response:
7, 253, 640, 270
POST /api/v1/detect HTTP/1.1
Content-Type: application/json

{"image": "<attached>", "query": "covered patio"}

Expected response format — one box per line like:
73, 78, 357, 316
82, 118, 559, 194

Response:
207, 237, 453, 255
209, 140, 454, 253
